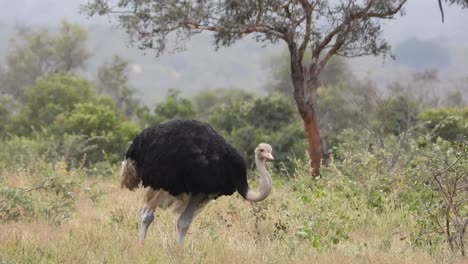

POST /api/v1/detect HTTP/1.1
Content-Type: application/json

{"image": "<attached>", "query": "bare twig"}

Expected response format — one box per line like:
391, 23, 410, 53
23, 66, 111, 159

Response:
433, 153, 467, 178
439, 0, 445, 22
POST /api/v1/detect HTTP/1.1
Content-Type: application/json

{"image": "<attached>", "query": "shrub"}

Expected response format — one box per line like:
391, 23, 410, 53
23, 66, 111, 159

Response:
15, 74, 95, 136
419, 107, 468, 142
0, 162, 77, 225
54, 98, 139, 165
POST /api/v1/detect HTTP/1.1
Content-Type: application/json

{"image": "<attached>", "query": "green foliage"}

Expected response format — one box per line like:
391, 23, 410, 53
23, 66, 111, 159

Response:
331, 128, 468, 255
138, 89, 195, 127
246, 95, 297, 131
209, 93, 295, 132
0, 162, 77, 225
3, 74, 139, 167
375, 95, 420, 135
16, 74, 95, 135
192, 88, 253, 120
291, 175, 361, 248
0, 135, 59, 171
59, 100, 120, 136
155, 89, 195, 120
56, 99, 139, 164
207, 93, 306, 169
0, 95, 18, 137
265, 52, 353, 95
0, 183, 34, 222
419, 107, 468, 142
402, 138, 468, 255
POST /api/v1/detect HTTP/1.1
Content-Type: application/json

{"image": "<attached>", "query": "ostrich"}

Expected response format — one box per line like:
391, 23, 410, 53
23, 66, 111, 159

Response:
120, 119, 274, 244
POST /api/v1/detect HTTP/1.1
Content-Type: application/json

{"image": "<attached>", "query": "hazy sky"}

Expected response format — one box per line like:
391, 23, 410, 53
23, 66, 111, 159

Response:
384, 0, 468, 45
1, 0, 467, 104
2, 0, 466, 41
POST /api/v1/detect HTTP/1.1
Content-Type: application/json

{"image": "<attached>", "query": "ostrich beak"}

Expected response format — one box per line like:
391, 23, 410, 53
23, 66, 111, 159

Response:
266, 153, 275, 161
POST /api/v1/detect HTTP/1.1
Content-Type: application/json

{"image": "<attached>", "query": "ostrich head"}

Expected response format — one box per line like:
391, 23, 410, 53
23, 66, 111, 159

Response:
255, 143, 274, 161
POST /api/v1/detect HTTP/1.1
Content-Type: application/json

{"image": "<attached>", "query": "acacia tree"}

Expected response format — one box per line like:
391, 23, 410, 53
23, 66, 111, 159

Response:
83, 0, 465, 176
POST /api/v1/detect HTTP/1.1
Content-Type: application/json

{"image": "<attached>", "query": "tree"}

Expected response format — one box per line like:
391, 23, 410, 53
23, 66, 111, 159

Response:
8, 73, 139, 165
14, 74, 95, 136
265, 52, 368, 151
0, 21, 90, 100
83, 0, 466, 176
95, 55, 140, 118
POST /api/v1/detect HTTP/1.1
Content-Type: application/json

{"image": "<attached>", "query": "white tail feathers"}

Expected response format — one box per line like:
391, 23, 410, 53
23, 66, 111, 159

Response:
120, 159, 141, 190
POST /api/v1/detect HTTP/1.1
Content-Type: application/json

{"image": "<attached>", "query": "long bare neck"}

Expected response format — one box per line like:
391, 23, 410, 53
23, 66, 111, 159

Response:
245, 156, 272, 202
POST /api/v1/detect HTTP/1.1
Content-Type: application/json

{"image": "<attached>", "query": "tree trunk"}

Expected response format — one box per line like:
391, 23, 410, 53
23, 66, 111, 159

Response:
298, 105, 322, 177
288, 43, 323, 177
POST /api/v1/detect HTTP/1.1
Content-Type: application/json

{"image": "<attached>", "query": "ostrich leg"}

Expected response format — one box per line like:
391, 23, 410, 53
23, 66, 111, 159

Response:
139, 188, 170, 243
177, 193, 208, 245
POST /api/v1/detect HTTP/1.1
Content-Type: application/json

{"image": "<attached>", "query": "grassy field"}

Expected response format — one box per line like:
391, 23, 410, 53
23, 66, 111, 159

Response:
0, 162, 465, 264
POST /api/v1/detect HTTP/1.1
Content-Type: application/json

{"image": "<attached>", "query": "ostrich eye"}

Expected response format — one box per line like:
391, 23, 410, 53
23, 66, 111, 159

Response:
260, 149, 264, 152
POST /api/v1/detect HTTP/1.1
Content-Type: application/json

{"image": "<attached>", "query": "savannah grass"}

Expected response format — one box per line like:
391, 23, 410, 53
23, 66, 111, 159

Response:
0, 158, 463, 264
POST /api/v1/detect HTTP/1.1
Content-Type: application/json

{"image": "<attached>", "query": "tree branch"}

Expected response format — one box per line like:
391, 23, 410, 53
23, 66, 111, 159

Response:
431, 153, 467, 220
313, 0, 407, 72
181, 20, 286, 39
439, 0, 445, 22
313, 0, 407, 67
298, 0, 313, 60
312, 1, 373, 58
433, 153, 467, 178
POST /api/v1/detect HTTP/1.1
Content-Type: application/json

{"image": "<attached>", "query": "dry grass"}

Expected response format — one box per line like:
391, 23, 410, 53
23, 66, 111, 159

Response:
0, 171, 465, 264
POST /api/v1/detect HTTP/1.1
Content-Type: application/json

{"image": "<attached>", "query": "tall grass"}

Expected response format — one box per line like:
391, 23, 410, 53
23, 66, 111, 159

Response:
0, 156, 464, 264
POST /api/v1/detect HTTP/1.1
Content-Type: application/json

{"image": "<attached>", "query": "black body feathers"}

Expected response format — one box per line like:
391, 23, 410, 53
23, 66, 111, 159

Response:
125, 120, 248, 198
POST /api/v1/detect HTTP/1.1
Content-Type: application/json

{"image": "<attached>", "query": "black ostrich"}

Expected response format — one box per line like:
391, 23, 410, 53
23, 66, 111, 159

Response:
120, 119, 274, 244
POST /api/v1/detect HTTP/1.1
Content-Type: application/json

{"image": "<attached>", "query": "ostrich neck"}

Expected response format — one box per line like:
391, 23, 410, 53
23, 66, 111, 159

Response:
245, 156, 272, 202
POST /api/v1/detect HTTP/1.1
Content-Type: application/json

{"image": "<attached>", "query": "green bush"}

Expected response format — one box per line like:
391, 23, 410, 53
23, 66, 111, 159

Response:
0, 95, 18, 138
331, 128, 468, 255
0, 162, 77, 225
375, 95, 420, 136
54, 98, 139, 164
59, 101, 120, 136
2, 74, 140, 167
192, 88, 253, 120
138, 89, 196, 127
15, 74, 95, 136
0, 135, 60, 171
419, 107, 468, 142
